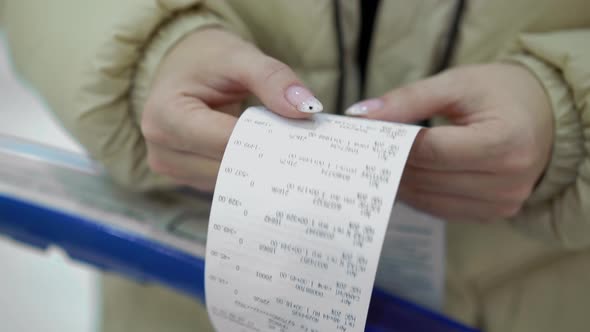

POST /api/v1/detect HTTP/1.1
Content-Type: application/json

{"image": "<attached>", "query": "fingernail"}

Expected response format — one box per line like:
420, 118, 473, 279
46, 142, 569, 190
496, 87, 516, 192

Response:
285, 85, 323, 113
345, 98, 384, 116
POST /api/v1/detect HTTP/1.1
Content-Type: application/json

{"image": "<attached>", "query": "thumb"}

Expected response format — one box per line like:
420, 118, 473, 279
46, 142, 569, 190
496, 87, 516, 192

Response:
238, 52, 323, 119
345, 72, 459, 123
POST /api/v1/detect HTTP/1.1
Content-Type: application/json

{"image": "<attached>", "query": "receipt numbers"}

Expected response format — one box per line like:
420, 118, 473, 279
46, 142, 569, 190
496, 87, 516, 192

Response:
206, 107, 420, 332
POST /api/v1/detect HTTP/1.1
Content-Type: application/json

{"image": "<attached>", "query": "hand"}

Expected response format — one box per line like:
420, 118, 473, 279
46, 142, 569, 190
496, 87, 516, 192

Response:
141, 29, 323, 192
346, 64, 554, 222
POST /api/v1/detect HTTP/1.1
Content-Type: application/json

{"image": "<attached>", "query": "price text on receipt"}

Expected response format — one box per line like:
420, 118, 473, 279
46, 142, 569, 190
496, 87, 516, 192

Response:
205, 107, 420, 332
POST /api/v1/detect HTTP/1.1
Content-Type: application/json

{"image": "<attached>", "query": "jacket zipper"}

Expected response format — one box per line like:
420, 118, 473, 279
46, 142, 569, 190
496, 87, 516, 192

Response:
331, 0, 467, 115
332, 0, 345, 114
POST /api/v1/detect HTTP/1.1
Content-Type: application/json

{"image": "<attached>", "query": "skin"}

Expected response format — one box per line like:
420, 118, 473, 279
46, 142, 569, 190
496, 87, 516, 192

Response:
141, 29, 311, 192
143, 28, 554, 222
360, 64, 554, 222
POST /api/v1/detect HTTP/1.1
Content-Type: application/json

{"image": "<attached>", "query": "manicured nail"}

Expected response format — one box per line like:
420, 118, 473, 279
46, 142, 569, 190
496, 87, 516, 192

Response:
285, 85, 323, 113
345, 98, 384, 116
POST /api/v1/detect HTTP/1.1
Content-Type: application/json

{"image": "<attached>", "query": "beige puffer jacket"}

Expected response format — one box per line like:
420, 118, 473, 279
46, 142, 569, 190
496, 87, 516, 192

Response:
1, 1, 590, 331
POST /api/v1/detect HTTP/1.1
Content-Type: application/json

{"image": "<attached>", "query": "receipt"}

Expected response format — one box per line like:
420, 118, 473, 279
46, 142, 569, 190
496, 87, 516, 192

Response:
206, 107, 424, 332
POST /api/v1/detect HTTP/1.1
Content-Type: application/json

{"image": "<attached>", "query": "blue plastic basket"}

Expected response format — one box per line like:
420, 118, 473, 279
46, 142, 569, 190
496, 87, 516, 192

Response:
0, 194, 478, 332
0, 136, 478, 332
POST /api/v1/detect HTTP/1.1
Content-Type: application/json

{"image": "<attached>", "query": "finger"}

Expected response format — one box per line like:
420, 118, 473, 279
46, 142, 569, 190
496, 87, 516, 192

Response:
401, 166, 533, 204
216, 103, 244, 118
398, 186, 520, 222
146, 142, 220, 192
408, 122, 508, 170
142, 96, 237, 160
236, 52, 322, 118
345, 71, 461, 123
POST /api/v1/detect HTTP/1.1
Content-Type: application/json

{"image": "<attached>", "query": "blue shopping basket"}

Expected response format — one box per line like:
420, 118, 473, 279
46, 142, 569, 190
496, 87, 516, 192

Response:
0, 136, 478, 332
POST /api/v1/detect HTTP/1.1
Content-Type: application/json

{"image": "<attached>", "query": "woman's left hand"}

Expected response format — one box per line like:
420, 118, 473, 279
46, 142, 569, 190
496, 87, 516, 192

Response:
346, 64, 554, 222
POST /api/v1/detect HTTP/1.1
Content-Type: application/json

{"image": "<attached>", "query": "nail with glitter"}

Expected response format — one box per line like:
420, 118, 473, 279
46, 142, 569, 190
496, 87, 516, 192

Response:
285, 85, 323, 113
345, 98, 384, 116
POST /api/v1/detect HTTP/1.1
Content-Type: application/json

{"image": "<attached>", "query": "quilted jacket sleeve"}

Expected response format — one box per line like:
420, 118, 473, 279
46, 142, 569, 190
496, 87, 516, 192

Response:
1, 0, 251, 191
506, 29, 590, 249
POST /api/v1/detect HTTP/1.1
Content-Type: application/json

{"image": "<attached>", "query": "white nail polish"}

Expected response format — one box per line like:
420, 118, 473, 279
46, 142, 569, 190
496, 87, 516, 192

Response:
299, 97, 324, 113
345, 98, 384, 116
345, 104, 370, 116
285, 85, 324, 113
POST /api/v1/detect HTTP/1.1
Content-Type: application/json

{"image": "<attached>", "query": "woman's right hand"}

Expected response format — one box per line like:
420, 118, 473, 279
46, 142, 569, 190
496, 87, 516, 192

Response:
141, 29, 322, 192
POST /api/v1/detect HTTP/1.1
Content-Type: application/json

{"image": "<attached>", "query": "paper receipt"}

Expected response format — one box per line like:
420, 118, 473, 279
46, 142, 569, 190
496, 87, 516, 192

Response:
205, 107, 422, 332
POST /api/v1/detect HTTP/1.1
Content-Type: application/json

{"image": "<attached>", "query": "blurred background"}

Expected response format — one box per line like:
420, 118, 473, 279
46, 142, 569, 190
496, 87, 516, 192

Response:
0, 33, 99, 332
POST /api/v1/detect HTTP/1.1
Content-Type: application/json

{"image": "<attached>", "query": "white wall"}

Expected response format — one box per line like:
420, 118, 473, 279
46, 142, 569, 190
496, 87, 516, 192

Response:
0, 34, 99, 332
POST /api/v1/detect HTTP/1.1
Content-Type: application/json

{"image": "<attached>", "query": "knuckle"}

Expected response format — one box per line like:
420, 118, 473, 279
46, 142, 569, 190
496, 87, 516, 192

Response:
500, 151, 536, 173
140, 119, 160, 143
496, 202, 522, 218
503, 185, 533, 203
260, 57, 292, 84
141, 104, 167, 144
147, 153, 171, 176
412, 136, 439, 166
493, 127, 537, 172
480, 129, 510, 159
